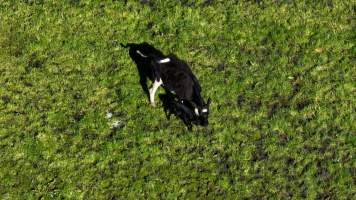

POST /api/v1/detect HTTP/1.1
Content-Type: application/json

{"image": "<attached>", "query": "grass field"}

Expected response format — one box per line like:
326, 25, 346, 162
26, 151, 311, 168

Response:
0, 0, 355, 199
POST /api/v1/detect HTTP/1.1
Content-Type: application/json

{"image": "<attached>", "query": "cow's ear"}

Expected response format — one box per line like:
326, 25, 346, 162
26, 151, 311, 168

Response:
207, 97, 212, 105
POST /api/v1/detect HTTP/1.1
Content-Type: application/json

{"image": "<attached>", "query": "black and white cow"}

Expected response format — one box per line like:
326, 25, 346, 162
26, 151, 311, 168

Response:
121, 42, 211, 126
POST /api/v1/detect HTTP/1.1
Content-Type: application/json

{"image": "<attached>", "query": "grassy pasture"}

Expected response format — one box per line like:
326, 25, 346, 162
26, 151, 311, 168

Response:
0, 0, 355, 199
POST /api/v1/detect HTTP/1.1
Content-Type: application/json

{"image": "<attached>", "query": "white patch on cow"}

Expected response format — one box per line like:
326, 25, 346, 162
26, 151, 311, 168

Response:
158, 58, 170, 63
149, 79, 163, 106
202, 108, 208, 113
194, 108, 199, 116
136, 50, 148, 58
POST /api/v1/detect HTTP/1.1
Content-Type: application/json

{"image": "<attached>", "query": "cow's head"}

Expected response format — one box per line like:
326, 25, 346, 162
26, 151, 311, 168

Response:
194, 97, 211, 126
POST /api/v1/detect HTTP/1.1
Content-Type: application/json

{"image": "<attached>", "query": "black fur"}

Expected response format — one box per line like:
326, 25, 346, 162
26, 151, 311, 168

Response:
158, 93, 198, 130
120, 42, 165, 98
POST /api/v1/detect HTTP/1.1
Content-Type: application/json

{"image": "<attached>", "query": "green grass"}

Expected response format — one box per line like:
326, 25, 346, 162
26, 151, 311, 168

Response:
0, 0, 355, 199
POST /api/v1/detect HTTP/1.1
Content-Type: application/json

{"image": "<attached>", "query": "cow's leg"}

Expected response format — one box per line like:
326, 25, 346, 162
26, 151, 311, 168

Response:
149, 79, 163, 107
